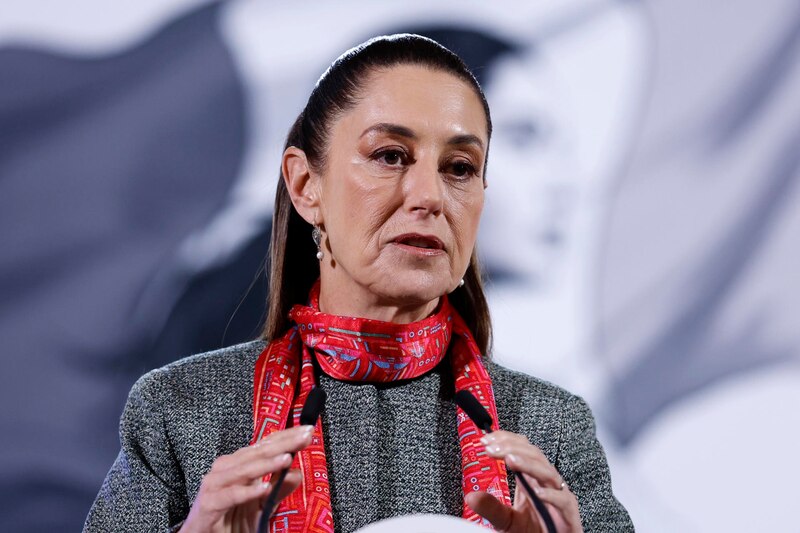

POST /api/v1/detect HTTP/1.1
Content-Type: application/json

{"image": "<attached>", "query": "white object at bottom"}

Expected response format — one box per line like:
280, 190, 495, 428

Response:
354, 514, 486, 533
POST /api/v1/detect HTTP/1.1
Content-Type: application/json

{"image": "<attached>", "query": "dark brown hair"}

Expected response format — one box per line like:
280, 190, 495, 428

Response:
262, 34, 494, 356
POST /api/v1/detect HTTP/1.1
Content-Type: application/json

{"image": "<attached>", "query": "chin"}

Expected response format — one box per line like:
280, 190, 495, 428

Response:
375, 271, 452, 307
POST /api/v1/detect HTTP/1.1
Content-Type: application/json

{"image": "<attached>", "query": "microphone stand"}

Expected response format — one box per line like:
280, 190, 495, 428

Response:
257, 387, 326, 533
455, 390, 557, 533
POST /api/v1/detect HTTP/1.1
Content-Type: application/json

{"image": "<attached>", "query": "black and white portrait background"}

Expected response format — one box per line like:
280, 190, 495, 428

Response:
1, 1, 798, 531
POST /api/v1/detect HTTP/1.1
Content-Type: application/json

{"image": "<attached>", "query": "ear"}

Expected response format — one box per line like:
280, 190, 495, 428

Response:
282, 146, 321, 224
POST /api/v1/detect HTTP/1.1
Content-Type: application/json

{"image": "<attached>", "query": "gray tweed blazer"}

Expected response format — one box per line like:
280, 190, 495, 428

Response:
84, 340, 633, 532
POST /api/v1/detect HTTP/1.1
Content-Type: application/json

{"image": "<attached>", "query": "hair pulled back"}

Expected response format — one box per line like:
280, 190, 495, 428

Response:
263, 33, 494, 356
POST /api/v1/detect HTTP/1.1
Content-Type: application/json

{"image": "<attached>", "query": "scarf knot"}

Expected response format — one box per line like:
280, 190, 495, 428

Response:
289, 284, 453, 383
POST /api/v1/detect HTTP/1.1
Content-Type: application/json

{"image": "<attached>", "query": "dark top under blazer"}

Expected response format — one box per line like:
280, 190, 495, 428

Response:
84, 340, 634, 532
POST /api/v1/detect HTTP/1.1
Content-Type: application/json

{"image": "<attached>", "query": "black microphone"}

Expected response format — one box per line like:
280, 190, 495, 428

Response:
257, 386, 327, 533
454, 390, 557, 533
299, 386, 328, 426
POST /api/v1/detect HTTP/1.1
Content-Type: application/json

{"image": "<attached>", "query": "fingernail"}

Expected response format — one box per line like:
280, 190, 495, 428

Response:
480, 434, 495, 445
507, 453, 518, 464
280, 453, 292, 463
489, 444, 503, 454
302, 425, 314, 435
261, 481, 271, 491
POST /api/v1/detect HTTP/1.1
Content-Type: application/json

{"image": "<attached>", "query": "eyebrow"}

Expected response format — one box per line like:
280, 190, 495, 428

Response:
447, 133, 484, 150
360, 123, 417, 140
360, 122, 484, 150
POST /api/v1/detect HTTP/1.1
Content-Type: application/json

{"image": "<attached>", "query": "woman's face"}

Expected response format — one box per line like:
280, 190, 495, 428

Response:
479, 53, 577, 285
314, 64, 488, 318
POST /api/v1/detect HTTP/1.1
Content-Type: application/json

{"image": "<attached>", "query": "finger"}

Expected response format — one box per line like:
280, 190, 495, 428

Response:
274, 470, 303, 502
215, 426, 314, 474
210, 452, 294, 488
511, 484, 554, 533
481, 433, 548, 466
206, 427, 315, 488
465, 491, 515, 532
505, 452, 563, 489
481, 430, 533, 448
254, 425, 315, 449
203, 478, 273, 513
482, 439, 562, 490
208, 426, 312, 476
253, 469, 304, 507
482, 433, 554, 468
481, 434, 562, 490
207, 469, 304, 516
245, 426, 315, 460
534, 487, 581, 528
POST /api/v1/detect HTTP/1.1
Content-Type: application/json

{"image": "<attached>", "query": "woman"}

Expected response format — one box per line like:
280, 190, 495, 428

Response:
84, 34, 632, 532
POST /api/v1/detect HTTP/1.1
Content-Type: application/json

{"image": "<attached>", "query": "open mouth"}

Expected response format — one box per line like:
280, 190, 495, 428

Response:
392, 233, 446, 255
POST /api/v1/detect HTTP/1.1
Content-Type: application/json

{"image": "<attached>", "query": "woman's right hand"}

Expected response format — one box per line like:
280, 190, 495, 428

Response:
179, 425, 315, 533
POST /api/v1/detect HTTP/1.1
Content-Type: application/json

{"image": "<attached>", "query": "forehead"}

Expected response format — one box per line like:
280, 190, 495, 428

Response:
335, 64, 488, 142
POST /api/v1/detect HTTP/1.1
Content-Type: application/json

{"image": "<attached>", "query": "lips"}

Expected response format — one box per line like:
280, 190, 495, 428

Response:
392, 233, 445, 251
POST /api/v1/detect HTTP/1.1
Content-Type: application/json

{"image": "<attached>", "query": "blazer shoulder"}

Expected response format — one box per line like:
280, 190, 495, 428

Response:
131, 339, 267, 402
485, 359, 579, 404
484, 360, 594, 460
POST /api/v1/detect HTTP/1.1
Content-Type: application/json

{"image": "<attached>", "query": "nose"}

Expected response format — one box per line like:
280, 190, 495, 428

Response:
403, 159, 444, 217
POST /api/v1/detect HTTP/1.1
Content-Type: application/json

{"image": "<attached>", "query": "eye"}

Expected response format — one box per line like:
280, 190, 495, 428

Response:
445, 159, 478, 180
374, 148, 407, 166
382, 151, 401, 165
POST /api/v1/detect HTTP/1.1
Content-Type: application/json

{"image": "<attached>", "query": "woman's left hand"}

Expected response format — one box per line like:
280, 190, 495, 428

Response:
465, 430, 583, 533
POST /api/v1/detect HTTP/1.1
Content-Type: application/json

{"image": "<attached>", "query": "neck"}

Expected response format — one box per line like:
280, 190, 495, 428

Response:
317, 277, 439, 324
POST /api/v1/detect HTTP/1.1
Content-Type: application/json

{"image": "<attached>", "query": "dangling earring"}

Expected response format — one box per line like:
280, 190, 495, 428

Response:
312, 224, 323, 260
459, 278, 465, 287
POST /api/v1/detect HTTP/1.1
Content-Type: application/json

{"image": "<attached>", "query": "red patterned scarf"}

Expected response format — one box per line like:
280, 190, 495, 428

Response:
251, 283, 510, 531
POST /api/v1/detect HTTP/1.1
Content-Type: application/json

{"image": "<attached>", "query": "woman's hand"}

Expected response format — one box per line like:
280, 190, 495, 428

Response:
465, 431, 583, 533
179, 425, 314, 533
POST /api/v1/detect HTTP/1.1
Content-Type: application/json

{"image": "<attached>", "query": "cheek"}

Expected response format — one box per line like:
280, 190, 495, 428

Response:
328, 174, 397, 254
450, 189, 485, 251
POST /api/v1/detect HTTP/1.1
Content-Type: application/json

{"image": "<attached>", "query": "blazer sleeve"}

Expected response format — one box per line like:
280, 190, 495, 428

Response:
555, 395, 634, 532
83, 370, 189, 532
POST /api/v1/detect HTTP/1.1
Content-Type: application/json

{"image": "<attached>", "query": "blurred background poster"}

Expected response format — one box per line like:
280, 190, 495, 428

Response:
1, 0, 799, 531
